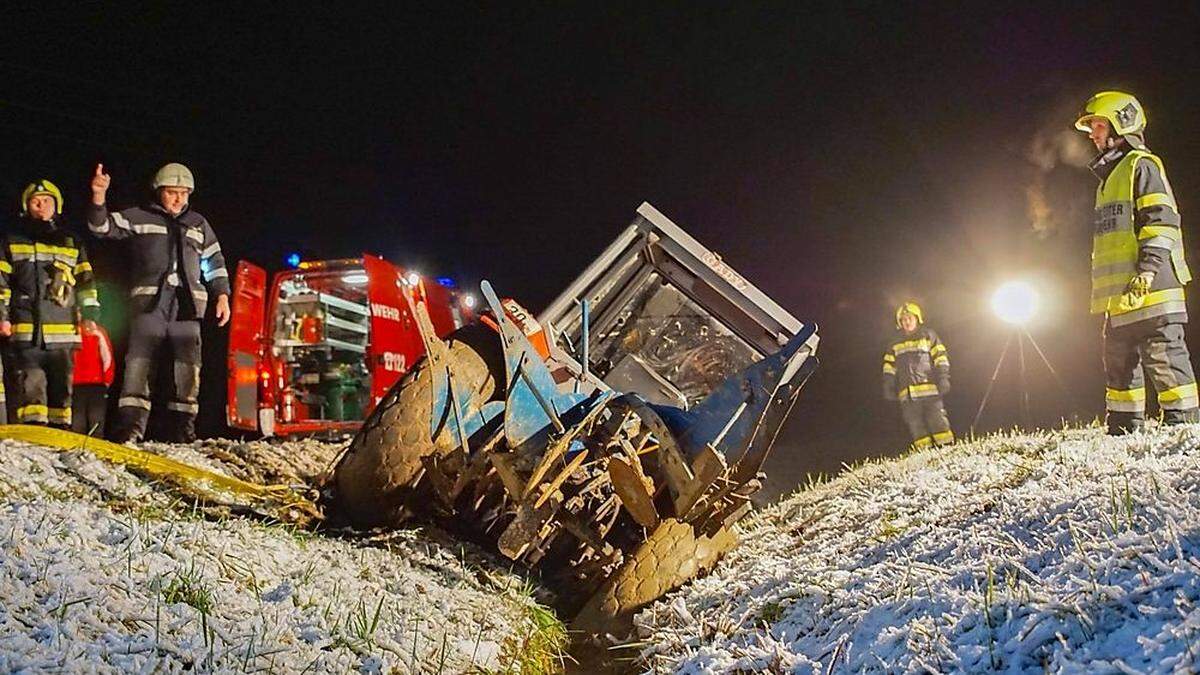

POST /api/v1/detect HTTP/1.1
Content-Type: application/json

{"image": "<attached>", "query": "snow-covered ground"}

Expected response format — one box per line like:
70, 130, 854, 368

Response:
0, 437, 563, 673
636, 424, 1200, 674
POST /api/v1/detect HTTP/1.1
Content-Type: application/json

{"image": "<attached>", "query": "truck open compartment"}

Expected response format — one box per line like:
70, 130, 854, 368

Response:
270, 266, 372, 424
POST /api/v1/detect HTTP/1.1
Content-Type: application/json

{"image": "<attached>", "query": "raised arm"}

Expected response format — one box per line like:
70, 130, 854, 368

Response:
86, 163, 133, 240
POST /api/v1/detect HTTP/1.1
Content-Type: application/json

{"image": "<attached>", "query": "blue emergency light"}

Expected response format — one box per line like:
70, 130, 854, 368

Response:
285, 253, 302, 268
436, 277, 456, 288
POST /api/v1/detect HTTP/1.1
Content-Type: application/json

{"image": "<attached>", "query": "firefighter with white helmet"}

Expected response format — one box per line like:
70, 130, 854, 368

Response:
87, 162, 231, 443
1075, 91, 1198, 433
882, 301, 954, 449
0, 180, 101, 427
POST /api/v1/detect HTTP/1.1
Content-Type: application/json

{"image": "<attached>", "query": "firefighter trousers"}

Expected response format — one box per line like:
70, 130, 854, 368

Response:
72, 383, 108, 437
115, 303, 202, 443
8, 345, 74, 427
899, 396, 953, 450
1103, 320, 1199, 434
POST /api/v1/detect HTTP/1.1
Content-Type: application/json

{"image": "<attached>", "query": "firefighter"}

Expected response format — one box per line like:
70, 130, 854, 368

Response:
0, 180, 101, 427
87, 163, 231, 443
882, 302, 954, 449
1075, 91, 1199, 433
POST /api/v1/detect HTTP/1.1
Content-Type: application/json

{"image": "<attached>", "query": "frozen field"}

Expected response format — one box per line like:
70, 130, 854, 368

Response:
0, 437, 563, 673
636, 425, 1200, 674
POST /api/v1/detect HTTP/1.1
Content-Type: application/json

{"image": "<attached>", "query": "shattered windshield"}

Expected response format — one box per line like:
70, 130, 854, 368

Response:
591, 272, 757, 407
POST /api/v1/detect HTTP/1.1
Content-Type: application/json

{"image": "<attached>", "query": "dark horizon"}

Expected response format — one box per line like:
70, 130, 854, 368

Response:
4, 4, 1200, 497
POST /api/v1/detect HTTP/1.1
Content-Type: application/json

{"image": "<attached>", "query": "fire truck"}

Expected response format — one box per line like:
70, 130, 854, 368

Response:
226, 255, 473, 437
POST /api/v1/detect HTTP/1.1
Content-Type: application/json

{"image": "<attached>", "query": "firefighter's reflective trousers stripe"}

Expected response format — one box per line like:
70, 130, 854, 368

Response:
899, 397, 954, 450
115, 299, 202, 442
1103, 319, 1199, 432
8, 345, 73, 427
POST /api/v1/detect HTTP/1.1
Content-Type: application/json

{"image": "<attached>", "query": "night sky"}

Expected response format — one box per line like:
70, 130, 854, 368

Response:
4, 5, 1200, 497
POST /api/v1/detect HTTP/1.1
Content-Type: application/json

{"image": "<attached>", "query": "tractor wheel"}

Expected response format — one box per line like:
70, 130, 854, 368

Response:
571, 518, 738, 636
330, 323, 505, 527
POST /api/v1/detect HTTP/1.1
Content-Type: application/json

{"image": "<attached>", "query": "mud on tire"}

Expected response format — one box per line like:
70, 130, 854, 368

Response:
330, 324, 505, 527
572, 518, 738, 635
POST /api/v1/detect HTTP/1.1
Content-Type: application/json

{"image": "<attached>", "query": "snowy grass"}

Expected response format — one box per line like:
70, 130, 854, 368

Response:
0, 438, 565, 673
635, 423, 1200, 674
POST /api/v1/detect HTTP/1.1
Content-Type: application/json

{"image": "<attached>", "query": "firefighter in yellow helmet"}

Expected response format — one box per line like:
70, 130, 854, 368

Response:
0, 180, 101, 427
1075, 91, 1198, 433
882, 302, 954, 449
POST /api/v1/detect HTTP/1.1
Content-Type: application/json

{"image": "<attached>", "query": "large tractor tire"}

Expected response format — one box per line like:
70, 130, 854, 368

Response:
331, 324, 505, 527
572, 518, 738, 636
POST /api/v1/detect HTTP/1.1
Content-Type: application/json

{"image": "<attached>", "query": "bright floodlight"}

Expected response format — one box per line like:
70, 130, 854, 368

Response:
992, 281, 1039, 325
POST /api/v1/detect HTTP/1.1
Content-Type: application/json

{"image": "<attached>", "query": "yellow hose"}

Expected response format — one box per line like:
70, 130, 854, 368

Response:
0, 424, 320, 523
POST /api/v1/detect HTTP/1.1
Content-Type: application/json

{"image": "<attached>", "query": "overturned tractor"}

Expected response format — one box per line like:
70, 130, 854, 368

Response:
328, 203, 818, 632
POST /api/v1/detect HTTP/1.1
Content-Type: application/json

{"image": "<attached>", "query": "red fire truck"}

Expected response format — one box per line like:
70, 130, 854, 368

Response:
226, 255, 472, 437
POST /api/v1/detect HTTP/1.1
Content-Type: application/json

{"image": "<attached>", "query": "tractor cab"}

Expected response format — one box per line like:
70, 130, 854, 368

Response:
540, 202, 808, 408
227, 255, 471, 437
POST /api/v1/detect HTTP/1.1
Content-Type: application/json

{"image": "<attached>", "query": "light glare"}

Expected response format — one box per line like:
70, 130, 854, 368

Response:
992, 281, 1039, 325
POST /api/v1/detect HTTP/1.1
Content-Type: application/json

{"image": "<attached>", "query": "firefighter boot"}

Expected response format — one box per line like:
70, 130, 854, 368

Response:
1163, 408, 1200, 425
1106, 411, 1145, 435
164, 410, 197, 443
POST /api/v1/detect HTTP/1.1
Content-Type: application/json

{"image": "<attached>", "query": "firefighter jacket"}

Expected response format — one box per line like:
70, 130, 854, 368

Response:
73, 321, 115, 386
1090, 143, 1191, 327
86, 203, 230, 318
0, 217, 99, 348
882, 326, 950, 401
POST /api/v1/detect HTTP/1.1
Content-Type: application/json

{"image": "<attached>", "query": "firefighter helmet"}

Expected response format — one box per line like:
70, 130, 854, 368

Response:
1075, 91, 1146, 136
21, 179, 64, 215
895, 301, 923, 328
152, 163, 195, 192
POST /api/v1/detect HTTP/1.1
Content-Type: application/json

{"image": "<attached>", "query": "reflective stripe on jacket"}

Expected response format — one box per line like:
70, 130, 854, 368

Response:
0, 218, 99, 348
86, 203, 230, 317
883, 326, 950, 400
1091, 147, 1191, 326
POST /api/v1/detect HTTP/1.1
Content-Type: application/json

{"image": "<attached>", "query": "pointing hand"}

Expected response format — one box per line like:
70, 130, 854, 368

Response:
91, 163, 111, 204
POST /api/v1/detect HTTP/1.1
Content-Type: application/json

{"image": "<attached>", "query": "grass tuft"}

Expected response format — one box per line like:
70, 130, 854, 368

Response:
160, 560, 215, 615
501, 580, 569, 674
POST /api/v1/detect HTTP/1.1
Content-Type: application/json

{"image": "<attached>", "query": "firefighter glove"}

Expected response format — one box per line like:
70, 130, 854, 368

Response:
1126, 271, 1154, 298
48, 262, 75, 308
1117, 271, 1155, 312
